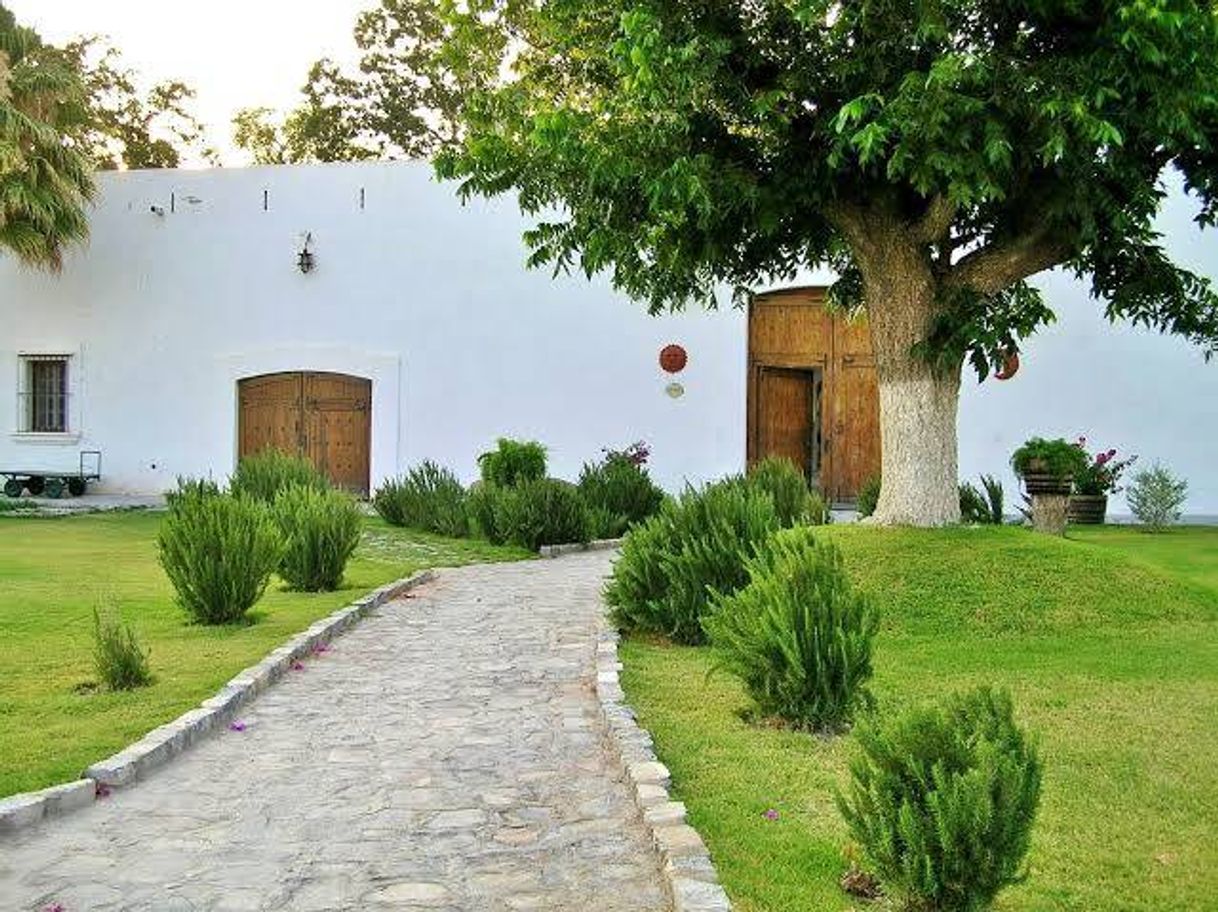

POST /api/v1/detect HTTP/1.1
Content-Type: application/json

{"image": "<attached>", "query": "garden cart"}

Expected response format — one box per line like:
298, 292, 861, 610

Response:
1, 450, 102, 499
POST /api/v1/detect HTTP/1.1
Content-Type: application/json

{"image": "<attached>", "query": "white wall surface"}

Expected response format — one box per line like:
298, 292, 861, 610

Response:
0, 161, 1214, 513
0, 162, 746, 496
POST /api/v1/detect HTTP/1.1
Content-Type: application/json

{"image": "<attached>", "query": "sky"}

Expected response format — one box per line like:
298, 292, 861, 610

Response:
8, 0, 370, 166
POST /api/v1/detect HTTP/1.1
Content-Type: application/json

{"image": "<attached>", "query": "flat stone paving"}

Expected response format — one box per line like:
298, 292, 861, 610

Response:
0, 552, 667, 912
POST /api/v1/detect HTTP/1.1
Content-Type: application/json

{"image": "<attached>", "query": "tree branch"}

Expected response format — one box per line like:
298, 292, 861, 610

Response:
945, 225, 1072, 296
912, 194, 956, 244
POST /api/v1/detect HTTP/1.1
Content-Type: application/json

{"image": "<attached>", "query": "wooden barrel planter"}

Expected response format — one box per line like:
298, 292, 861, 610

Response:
1068, 494, 1108, 524
1021, 472, 1073, 496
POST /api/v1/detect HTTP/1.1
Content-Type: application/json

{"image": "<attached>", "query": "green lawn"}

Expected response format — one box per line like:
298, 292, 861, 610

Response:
0, 511, 530, 797
620, 525, 1218, 912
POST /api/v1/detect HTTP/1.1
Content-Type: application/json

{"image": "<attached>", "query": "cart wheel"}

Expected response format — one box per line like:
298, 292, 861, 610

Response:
3, 479, 23, 499
43, 478, 65, 499
68, 478, 86, 497
26, 476, 45, 496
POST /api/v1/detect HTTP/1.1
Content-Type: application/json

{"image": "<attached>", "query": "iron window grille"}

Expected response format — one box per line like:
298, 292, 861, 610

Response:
18, 355, 70, 433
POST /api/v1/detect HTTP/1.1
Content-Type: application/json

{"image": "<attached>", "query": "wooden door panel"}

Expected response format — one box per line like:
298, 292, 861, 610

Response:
831, 359, 881, 501
757, 368, 814, 480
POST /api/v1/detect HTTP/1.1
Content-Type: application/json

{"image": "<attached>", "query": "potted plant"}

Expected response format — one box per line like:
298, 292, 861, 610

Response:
1069, 437, 1137, 524
1010, 437, 1088, 495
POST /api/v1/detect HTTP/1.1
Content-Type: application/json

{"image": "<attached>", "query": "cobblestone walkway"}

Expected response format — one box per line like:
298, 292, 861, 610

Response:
1, 552, 667, 912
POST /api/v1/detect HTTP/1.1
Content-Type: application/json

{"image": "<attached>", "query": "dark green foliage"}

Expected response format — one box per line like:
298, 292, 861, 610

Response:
605, 479, 781, 644
165, 475, 222, 509
493, 477, 590, 551
838, 687, 1043, 912
92, 602, 152, 691
273, 485, 363, 592
230, 449, 328, 504
746, 457, 823, 527
706, 527, 877, 731
959, 475, 1004, 525
578, 452, 665, 538
857, 475, 881, 519
466, 481, 506, 543
477, 438, 548, 488
373, 462, 469, 537
157, 493, 283, 624
1127, 463, 1189, 532
1010, 438, 1088, 480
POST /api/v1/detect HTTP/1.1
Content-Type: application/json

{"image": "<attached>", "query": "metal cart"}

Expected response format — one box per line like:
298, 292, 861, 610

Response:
2, 450, 102, 499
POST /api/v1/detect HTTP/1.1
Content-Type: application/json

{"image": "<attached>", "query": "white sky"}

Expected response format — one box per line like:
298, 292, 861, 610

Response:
7, 0, 369, 166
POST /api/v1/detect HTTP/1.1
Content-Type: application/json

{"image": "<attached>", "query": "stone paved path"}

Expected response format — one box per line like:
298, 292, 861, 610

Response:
1, 552, 667, 912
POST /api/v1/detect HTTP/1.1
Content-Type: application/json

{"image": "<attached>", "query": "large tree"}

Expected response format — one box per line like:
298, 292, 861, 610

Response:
431, 0, 1218, 525
0, 3, 92, 268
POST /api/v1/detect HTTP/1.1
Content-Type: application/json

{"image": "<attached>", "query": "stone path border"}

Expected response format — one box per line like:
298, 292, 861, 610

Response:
538, 537, 624, 559
595, 629, 733, 912
0, 569, 434, 837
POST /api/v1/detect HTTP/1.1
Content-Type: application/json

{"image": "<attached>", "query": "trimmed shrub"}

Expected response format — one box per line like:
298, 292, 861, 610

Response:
706, 527, 878, 730
477, 438, 547, 487
494, 477, 590, 550
230, 449, 328, 503
1127, 463, 1188, 531
373, 462, 468, 537
857, 474, 881, 518
605, 479, 781, 644
1011, 436, 1088, 480
93, 602, 152, 690
158, 493, 283, 624
837, 686, 1043, 912
747, 456, 821, 526
578, 452, 665, 538
274, 484, 363, 591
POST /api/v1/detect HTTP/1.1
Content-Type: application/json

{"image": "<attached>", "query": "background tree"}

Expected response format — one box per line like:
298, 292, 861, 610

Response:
232, 0, 469, 164
0, 3, 93, 268
432, 0, 1218, 525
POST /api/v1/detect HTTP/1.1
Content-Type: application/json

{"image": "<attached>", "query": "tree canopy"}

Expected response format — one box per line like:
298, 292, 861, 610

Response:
434, 0, 1218, 378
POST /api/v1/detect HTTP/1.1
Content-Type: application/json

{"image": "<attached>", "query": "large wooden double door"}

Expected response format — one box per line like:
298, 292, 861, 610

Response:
237, 372, 371, 494
747, 288, 881, 504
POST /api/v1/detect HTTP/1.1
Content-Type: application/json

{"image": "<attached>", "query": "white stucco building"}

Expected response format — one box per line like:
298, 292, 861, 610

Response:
1, 161, 1215, 513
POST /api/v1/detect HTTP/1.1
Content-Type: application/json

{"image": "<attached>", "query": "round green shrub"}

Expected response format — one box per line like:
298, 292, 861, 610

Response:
1010, 437, 1088, 479
837, 686, 1043, 912
605, 479, 780, 644
230, 449, 328, 503
373, 461, 468, 537
274, 484, 364, 592
578, 453, 665, 538
747, 456, 823, 526
494, 477, 590, 550
477, 438, 548, 487
158, 492, 283, 624
706, 526, 878, 730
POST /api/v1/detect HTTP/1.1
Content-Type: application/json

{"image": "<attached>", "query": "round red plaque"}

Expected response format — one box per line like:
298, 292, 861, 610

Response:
659, 344, 688, 373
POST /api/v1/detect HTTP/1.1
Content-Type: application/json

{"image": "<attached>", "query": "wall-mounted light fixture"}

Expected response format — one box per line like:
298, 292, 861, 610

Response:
297, 232, 316, 274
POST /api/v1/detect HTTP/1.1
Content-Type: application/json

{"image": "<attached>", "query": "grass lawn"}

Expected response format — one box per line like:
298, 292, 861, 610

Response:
620, 524, 1218, 912
0, 511, 530, 798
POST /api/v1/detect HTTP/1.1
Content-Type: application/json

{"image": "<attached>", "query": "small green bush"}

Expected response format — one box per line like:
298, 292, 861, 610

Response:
93, 602, 152, 691
274, 484, 363, 591
1010, 437, 1088, 479
605, 479, 781, 644
494, 477, 591, 550
747, 456, 822, 526
578, 452, 665, 538
837, 686, 1043, 912
1127, 463, 1188, 531
230, 449, 328, 503
373, 462, 469, 537
477, 438, 547, 487
857, 474, 881, 518
158, 493, 283, 624
165, 475, 222, 509
706, 527, 878, 730
466, 481, 506, 542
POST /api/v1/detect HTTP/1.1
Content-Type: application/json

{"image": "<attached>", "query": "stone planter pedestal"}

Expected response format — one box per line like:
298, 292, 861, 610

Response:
1032, 493, 1070, 536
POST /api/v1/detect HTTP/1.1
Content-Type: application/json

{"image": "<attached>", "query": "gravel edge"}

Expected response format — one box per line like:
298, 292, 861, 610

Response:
0, 569, 435, 838
595, 628, 733, 912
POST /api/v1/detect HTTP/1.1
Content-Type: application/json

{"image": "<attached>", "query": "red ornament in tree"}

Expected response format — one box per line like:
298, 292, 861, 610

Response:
659, 344, 687, 373
994, 349, 1020, 381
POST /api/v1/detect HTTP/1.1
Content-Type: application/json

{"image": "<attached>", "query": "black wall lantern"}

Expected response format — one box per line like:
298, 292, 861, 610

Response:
297, 232, 316, 274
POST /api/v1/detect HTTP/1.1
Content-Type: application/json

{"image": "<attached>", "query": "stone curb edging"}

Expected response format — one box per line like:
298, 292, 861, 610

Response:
538, 537, 624, 559
594, 630, 732, 912
0, 569, 436, 837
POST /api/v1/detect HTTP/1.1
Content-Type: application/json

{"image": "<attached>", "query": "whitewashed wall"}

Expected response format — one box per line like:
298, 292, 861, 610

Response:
0, 161, 1214, 513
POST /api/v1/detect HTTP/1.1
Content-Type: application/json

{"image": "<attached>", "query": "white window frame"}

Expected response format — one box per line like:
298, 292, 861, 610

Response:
13, 352, 81, 443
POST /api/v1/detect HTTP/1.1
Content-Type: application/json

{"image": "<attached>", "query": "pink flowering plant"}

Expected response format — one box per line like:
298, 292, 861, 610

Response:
1073, 437, 1138, 496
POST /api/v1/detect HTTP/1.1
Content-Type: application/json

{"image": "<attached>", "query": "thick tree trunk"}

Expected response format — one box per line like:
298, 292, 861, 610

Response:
862, 247, 962, 527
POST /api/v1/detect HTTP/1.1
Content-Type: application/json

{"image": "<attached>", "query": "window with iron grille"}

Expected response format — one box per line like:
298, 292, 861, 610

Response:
19, 356, 70, 433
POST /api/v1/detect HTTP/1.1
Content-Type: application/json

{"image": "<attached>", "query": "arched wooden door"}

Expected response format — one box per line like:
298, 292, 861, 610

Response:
237, 372, 371, 495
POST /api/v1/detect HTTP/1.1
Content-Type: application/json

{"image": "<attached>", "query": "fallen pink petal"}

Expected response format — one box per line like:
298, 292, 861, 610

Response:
229, 721, 247, 732
763, 808, 780, 821
291, 661, 305, 671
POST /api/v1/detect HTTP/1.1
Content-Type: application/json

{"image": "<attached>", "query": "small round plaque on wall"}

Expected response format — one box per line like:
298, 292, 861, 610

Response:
665, 381, 685, 399
659, 344, 688, 374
